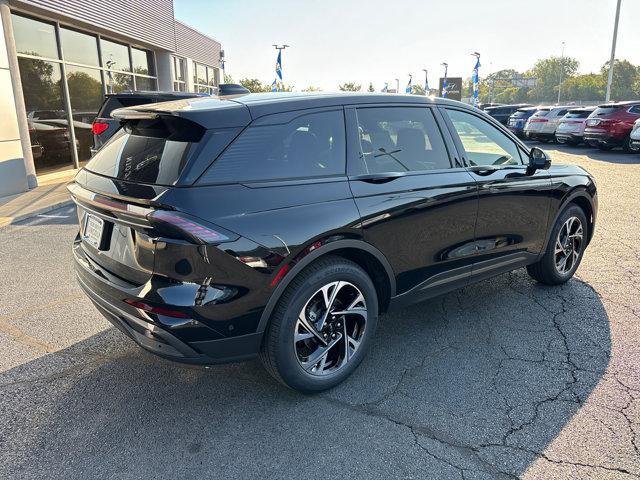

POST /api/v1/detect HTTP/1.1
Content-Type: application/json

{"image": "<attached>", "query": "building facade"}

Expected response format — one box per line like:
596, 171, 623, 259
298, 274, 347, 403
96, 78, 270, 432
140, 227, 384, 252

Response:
0, 0, 223, 196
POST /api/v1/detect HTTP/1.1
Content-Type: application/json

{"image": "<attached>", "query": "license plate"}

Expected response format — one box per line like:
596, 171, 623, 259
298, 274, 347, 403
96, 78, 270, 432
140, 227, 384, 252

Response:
83, 213, 104, 249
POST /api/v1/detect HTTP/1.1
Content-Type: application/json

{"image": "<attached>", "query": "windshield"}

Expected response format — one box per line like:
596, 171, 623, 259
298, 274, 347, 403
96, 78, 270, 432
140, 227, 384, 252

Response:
593, 106, 623, 116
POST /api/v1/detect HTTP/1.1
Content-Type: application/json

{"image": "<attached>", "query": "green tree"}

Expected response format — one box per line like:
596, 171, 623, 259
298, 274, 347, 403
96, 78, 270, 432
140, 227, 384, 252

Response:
562, 73, 605, 102
411, 85, 426, 96
338, 82, 361, 92
238, 78, 271, 93
302, 86, 322, 92
602, 59, 639, 101
368, 82, 375, 92
223, 73, 234, 84
527, 56, 579, 102
66, 72, 103, 111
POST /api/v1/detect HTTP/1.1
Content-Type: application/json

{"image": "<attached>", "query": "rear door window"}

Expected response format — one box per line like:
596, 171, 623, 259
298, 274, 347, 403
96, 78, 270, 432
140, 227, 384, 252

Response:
355, 107, 450, 173
199, 109, 346, 184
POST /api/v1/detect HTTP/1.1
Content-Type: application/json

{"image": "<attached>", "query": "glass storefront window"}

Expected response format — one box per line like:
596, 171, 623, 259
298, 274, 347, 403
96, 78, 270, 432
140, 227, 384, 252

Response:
207, 66, 216, 86
106, 72, 133, 93
66, 66, 103, 161
135, 76, 156, 91
195, 63, 207, 85
12, 14, 58, 59
18, 57, 73, 175
173, 82, 186, 92
101, 39, 130, 72
60, 28, 99, 66
131, 48, 154, 76
172, 56, 185, 81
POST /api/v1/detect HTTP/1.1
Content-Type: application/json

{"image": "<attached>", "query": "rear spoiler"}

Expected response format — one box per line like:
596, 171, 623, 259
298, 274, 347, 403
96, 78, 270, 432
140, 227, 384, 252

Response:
111, 108, 160, 121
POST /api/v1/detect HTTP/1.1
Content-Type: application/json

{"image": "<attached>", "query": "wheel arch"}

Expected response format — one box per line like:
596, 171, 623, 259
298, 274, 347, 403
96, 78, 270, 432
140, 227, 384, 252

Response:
257, 240, 396, 333
543, 187, 596, 253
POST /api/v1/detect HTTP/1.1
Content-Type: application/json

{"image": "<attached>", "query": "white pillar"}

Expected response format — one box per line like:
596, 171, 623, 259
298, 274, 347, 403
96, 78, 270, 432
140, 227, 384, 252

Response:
0, 0, 33, 195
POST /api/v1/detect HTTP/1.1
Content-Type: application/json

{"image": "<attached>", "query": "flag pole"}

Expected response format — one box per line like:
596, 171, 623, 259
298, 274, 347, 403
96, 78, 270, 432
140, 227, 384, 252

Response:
272, 44, 289, 91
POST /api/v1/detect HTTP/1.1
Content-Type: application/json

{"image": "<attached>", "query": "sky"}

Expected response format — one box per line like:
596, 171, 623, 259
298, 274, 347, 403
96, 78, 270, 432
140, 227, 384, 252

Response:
174, 0, 640, 92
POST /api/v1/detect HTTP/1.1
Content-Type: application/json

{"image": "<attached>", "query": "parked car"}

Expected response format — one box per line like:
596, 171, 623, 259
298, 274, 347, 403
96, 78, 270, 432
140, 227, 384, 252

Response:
524, 106, 571, 142
583, 101, 640, 152
91, 91, 207, 154
484, 103, 532, 125
68, 93, 597, 392
507, 107, 538, 138
630, 118, 640, 151
555, 107, 596, 146
478, 102, 503, 110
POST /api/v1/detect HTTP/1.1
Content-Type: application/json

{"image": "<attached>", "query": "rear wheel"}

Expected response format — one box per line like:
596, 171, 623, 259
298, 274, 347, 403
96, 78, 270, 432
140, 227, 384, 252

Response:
527, 204, 587, 285
260, 256, 378, 392
623, 136, 640, 154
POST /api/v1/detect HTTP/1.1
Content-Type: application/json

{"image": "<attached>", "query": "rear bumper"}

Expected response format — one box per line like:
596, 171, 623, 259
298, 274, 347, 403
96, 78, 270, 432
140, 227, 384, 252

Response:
74, 243, 262, 365
555, 132, 583, 143
583, 132, 623, 146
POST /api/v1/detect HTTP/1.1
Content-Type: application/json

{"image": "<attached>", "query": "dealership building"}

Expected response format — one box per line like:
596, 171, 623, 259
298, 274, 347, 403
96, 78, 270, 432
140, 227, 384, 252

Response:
0, 0, 223, 197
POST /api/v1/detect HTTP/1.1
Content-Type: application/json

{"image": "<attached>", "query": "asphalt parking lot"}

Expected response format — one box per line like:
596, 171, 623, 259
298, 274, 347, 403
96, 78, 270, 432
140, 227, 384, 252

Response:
1, 144, 639, 480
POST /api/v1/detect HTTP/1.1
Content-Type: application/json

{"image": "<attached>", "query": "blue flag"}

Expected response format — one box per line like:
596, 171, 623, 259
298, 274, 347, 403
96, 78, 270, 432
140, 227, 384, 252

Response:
271, 79, 278, 92
382, 82, 388, 93
441, 65, 449, 98
275, 50, 283, 81
405, 75, 412, 94
472, 57, 481, 107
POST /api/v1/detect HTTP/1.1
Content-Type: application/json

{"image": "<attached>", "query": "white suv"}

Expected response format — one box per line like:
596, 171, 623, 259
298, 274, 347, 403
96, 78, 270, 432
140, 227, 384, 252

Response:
524, 106, 571, 142
555, 107, 596, 146
630, 118, 640, 151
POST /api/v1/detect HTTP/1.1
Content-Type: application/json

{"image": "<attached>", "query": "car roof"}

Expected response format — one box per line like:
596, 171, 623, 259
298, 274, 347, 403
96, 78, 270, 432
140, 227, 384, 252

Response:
113, 92, 474, 129
596, 101, 640, 108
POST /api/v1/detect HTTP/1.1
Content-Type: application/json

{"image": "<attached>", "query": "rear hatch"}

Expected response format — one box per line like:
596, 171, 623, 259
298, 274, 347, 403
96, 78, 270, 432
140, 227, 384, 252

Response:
71, 102, 249, 284
585, 105, 626, 131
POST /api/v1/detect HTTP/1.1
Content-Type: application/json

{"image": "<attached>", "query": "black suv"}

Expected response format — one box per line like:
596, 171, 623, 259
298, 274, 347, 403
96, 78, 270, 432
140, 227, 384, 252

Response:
484, 104, 533, 125
69, 93, 597, 392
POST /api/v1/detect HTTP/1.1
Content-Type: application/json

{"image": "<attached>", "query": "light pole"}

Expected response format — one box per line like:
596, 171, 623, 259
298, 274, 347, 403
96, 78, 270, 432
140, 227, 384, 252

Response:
557, 42, 565, 104
605, 0, 622, 102
422, 69, 429, 95
395, 78, 399, 94
471, 52, 481, 107
272, 44, 289, 91
441, 63, 448, 97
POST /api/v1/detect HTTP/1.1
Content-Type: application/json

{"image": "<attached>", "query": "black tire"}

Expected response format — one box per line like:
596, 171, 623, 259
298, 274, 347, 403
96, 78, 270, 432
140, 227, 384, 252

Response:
598, 144, 614, 151
260, 256, 378, 393
538, 137, 550, 143
623, 136, 640, 154
527, 204, 588, 285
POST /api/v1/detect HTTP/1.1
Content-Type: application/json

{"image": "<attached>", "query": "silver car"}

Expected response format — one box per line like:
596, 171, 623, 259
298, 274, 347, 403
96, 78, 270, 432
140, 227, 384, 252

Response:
555, 107, 596, 146
524, 106, 571, 142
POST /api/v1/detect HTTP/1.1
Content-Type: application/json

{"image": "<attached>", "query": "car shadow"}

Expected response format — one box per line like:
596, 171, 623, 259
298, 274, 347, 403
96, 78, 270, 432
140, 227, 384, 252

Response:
1, 269, 610, 479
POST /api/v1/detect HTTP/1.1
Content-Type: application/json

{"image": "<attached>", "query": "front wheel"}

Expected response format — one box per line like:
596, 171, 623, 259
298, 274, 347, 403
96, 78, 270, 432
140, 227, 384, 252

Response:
260, 256, 378, 392
527, 204, 587, 285
623, 136, 640, 154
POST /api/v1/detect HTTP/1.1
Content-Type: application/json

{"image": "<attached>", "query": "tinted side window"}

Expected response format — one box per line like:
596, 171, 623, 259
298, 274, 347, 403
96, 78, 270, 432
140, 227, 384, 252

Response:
201, 110, 345, 183
355, 107, 450, 173
629, 106, 640, 114
446, 109, 523, 166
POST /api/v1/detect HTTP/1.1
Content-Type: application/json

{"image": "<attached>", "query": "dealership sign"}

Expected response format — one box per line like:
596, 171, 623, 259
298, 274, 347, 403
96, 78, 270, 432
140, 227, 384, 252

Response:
439, 77, 463, 101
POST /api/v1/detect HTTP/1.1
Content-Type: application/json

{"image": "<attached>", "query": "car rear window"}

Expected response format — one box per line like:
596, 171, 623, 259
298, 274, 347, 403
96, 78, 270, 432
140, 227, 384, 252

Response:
532, 109, 550, 117
512, 109, 534, 118
592, 106, 623, 116
198, 109, 346, 184
84, 116, 207, 185
97, 96, 154, 118
565, 110, 592, 119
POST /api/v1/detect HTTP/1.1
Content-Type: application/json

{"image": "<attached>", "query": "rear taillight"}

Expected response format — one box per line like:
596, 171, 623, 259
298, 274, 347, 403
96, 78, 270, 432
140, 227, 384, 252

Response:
529, 118, 548, 123
92, 121, 109, 135
124, 299, 190, 318
148, 210, 237, 245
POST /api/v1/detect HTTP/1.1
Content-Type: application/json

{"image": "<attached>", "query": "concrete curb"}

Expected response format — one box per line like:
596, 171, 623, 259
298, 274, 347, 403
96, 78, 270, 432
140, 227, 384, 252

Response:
1, 199, 74, 227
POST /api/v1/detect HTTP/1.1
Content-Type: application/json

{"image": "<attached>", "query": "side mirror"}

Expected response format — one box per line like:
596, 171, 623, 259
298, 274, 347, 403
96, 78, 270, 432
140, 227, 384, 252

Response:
528, 147, 551, 171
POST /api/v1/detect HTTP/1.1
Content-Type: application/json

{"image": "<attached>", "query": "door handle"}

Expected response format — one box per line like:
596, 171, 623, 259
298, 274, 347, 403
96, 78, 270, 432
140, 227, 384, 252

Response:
351, 172, 405, 184
468, 166, 499, 176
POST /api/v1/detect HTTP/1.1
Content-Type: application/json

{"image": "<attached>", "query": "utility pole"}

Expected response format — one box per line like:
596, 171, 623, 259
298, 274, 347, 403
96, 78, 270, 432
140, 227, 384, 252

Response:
557, 42, 565, 104
605, 0, 622, 102
422, 69, 429, 95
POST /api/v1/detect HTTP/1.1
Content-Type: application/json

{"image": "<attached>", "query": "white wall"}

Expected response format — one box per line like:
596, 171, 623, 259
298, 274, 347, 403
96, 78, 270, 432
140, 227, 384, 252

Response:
0, 4, 28, 197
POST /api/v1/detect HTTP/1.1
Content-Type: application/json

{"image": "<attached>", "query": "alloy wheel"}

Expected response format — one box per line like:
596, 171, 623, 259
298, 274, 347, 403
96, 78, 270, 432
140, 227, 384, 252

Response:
554, 216, 584, 275
294, 281, 367, 376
